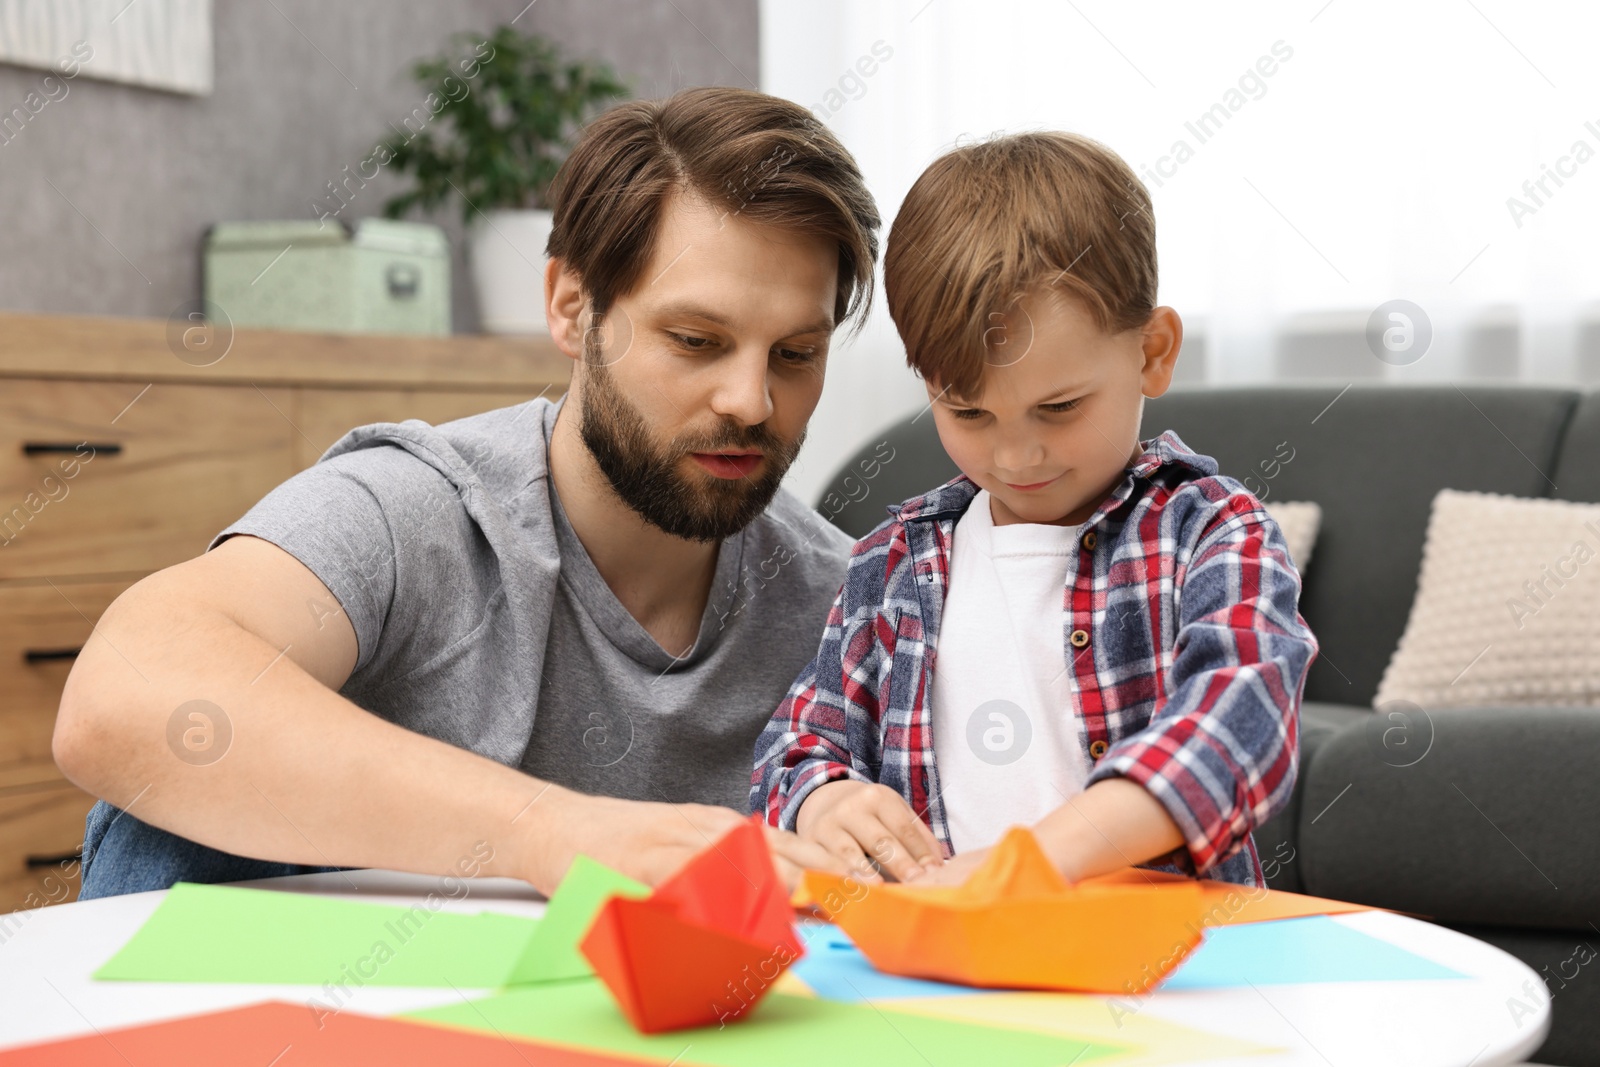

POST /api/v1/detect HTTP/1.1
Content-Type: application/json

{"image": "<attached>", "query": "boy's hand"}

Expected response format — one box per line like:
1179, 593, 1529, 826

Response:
795, 780, 945, 883
909, 846, 988, 888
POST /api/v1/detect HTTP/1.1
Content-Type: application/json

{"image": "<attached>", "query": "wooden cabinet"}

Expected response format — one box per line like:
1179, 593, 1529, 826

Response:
0, 312, 569, 911
0, 381, 298, 579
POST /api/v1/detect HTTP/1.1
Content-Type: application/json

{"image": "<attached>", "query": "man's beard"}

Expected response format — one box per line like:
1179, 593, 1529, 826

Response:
577, 339, 804, 543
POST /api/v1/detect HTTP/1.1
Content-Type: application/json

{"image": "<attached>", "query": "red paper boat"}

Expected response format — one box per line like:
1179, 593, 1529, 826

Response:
580, 815, 802, 1033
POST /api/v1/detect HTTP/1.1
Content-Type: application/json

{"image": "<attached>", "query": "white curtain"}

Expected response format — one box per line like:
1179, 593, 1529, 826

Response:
763, 0, 1600, 505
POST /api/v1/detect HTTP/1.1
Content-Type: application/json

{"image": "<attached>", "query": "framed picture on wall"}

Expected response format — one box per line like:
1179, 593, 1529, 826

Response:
0, 0, 213, 96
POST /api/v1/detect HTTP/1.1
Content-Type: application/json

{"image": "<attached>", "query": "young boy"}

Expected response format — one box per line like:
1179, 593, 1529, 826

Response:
751, 132, 1317, 888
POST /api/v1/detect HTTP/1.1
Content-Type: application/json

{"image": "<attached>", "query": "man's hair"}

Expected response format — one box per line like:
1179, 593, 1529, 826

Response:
884, 131, 1157, 398
547, 86, 880, 334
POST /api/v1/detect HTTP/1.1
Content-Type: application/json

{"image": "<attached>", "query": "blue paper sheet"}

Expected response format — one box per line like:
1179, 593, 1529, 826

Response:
1161, 915, 1466, 990
791, 917, 1466, 1002
792, 925, 971, 1001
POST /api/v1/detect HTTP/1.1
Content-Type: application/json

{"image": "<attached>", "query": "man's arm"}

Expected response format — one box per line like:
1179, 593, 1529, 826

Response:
52, 534, 792, 892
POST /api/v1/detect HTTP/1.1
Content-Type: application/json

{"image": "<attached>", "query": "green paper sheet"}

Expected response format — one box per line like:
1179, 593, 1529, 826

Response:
405, 981, 1129, 1067
505, 855, 649, 984
95, 882, 540, 987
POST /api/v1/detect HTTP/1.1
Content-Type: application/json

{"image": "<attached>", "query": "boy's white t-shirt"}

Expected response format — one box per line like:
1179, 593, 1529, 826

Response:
930, 489, 1092, 854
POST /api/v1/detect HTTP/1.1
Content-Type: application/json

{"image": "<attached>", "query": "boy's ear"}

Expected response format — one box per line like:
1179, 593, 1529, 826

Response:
545, 257, 588, 363
1138, 307, 1183, 399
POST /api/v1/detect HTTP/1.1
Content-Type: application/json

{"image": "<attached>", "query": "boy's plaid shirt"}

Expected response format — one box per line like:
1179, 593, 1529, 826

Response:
751, 431, 1317, 886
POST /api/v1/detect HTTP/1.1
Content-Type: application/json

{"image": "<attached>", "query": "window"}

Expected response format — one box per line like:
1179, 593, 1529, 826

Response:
764, 0, 1600, 502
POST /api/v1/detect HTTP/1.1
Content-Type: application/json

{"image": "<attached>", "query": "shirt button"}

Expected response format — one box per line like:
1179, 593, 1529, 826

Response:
1089, 739, 1109, 760
1081, 530, 1097, 551
1070, 629, 1090, 649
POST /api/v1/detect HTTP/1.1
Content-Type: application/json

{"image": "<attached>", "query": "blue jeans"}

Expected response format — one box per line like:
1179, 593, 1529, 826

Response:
78, 800, 349, 899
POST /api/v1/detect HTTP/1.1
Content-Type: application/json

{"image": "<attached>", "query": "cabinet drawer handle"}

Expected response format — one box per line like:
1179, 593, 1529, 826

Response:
22, 442, 122, 456
24, 647, 82, 663
25, 850, 82, 869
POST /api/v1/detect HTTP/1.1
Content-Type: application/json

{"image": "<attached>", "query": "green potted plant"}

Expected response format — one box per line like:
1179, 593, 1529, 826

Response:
380, 26, 628, 334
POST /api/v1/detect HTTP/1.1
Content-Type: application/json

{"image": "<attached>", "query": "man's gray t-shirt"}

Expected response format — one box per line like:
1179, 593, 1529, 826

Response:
208, 395, 852, 810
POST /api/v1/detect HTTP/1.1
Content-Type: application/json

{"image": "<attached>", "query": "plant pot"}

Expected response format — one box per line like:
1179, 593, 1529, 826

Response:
468, 207, 553, 335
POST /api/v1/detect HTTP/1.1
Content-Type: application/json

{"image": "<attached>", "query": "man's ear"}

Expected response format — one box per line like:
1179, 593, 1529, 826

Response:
1138, 307, 1184, 400
545, 257, 587, 362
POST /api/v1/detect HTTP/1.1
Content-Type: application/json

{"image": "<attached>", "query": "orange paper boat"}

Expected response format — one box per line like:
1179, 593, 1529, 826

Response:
580, 815, 803, 1033
804, 827, 1210, 994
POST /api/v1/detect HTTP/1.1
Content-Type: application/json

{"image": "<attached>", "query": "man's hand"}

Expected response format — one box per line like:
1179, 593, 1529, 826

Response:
794, 780, 944, 883
763, 824, 848, 890
528, 791, 842, 893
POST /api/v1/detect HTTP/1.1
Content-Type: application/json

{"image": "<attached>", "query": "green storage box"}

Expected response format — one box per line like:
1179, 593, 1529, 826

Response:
204, 218, 450, 336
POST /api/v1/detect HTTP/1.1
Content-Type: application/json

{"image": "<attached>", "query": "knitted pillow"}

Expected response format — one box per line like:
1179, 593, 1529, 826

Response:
1263, 500, 1322, 572
1375, 490, 1600, 709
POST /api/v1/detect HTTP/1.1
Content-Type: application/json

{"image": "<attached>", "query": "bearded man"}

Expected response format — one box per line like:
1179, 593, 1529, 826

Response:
57, 86, 880, 897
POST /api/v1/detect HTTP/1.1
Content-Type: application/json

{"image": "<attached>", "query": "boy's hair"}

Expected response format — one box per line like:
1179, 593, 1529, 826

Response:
884, 131, 1157, 398
547, 86, 881, 335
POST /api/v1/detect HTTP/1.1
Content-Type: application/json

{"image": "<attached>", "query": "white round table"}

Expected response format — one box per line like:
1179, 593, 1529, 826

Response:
0, 869, 1553, 1065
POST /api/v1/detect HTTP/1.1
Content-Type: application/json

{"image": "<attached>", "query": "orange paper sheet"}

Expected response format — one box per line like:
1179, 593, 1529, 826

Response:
1082, 866, 1373, 925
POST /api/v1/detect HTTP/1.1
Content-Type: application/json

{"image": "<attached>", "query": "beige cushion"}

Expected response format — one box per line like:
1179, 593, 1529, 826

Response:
1375, 489, 1600, 709
1263, 500, 1322, 572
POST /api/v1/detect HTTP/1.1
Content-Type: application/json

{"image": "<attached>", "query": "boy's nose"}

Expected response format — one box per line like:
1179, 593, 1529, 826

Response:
992, 430, 1046, 475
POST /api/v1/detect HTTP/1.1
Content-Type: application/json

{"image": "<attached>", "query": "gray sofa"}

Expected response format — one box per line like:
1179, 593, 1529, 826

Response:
818, 384, 1600, 1066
